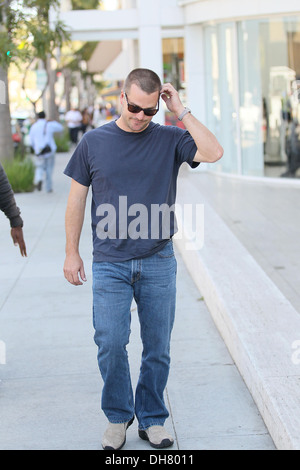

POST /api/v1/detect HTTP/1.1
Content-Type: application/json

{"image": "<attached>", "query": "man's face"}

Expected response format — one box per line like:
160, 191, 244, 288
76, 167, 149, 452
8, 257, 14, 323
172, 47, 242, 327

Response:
119, 83, 160, 133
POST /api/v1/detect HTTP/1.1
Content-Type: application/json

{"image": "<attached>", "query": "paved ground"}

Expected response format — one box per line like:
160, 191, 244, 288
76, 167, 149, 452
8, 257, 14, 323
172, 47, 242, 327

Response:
181, 167, 300, 315
175, 165, 300, 450
0, 151, 276, 450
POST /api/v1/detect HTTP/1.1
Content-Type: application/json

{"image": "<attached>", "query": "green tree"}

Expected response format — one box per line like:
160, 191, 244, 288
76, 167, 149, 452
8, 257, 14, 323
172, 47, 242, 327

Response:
71, 0, 100, 9
0, 0, 70, 162
0, 0, 27, 161
22, 0, 70, 118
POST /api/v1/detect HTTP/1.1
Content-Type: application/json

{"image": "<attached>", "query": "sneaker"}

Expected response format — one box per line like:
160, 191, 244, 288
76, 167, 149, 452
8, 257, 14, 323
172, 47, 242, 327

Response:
102, 417, 134, 450
138, 425, 174, 449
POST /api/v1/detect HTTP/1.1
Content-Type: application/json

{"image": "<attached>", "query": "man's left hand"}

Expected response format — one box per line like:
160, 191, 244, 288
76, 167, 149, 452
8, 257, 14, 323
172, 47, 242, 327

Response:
160, 83, 185, 118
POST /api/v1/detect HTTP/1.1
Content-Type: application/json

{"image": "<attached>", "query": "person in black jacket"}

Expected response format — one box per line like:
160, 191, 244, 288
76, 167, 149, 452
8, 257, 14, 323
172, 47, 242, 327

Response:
0, 162, 27, 256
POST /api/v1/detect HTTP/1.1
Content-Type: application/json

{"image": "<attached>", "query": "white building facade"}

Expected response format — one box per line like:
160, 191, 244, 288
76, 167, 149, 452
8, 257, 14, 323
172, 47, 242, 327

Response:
56, 0, 300, 178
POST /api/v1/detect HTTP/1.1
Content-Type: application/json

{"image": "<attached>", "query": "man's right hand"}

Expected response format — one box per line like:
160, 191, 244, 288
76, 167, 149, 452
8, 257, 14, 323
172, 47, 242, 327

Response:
11, 226, 27, 257
63, 253, 87, 286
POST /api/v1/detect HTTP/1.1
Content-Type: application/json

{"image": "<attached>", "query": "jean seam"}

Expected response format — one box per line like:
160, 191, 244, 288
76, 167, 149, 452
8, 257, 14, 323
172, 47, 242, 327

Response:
138, 388, 146, 426
108, 417, 134, 424
138, 421, 166, 431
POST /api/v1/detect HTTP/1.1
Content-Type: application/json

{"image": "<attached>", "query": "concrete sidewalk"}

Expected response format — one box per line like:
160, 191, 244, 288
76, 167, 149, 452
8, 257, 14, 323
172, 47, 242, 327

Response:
0, 152, 275, 450
175, 166, 300, 450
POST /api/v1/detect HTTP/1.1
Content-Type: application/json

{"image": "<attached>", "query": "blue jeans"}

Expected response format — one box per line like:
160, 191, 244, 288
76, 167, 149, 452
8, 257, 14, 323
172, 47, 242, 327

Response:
92, 240, 177, 430
34, 152, 55, 192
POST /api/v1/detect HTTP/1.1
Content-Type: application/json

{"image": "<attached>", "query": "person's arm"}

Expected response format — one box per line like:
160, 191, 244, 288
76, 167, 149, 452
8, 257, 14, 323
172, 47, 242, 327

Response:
160, 83, 224, 163
63, 179, 89, 286
28, 126, 34, 148
48, 121, 64, 133
0, 163, 27, 256
11, 227, 27, 257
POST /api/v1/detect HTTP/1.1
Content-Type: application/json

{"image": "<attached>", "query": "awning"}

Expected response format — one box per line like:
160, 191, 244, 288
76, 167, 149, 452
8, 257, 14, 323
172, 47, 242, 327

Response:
87, 41, 122, 73
102, 47, 133, 82
101, 87, 122, 98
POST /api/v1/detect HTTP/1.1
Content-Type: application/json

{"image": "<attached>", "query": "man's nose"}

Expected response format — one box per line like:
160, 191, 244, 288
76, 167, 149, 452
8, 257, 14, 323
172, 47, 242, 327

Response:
136, 110, 145, 118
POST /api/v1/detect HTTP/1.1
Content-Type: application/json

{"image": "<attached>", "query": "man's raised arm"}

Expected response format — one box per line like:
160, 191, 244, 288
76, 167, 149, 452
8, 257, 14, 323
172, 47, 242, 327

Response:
160, 83, 224, 163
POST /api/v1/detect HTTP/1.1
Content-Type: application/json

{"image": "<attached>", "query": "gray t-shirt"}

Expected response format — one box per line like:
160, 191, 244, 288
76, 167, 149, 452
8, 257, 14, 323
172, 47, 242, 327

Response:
64, 120, 198, 262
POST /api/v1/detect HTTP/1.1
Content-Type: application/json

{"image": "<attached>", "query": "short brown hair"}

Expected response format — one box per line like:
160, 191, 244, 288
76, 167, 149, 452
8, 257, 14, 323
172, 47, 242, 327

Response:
124, 68, 162, 94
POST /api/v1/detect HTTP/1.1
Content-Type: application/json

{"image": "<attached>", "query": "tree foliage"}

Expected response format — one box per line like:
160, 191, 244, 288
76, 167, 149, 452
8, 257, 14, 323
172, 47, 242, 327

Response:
71, 0, 100, 10
0, 0, 70, 70
0, 0, 71, 161
0, 0, 30, 69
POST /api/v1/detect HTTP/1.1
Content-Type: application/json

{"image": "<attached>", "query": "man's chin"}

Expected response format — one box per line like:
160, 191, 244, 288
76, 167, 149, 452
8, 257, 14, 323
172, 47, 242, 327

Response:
130, 119, 149, 132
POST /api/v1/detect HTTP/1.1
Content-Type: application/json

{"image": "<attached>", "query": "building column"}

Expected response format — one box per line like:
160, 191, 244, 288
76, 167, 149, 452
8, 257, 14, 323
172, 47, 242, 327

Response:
137, 0, 164, 124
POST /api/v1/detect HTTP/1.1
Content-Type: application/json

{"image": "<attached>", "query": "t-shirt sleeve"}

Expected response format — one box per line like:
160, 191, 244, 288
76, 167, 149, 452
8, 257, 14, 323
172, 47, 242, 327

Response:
175, 129, 199, 169
64, 137, 91, 187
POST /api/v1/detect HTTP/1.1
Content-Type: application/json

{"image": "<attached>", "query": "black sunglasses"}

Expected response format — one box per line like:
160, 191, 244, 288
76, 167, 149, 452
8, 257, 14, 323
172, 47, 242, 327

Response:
124, 92, 159, 116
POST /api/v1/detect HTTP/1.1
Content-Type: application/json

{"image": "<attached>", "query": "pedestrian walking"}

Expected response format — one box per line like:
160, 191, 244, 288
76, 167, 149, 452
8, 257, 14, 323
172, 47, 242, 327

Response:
80, 108, 91, 134
29, 111, 64, 193
63, 68, 223, 450
0, 162, 27, 256
65, 107, 82, 144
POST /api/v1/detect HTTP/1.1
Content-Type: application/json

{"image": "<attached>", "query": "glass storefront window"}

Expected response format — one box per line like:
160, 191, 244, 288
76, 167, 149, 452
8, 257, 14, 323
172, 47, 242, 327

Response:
237, 20, 264, 176
238, 16, 300, 177
204, 23, 239, 173
204, 15, 300, 178
260, 17, 300, 177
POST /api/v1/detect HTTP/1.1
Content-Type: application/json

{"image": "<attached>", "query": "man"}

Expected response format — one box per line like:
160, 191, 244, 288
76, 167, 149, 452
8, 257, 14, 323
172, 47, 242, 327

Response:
63, 68, 223, 450
0, 163, 27, 256
65, 107, 82, 144
29, 111, 63, 192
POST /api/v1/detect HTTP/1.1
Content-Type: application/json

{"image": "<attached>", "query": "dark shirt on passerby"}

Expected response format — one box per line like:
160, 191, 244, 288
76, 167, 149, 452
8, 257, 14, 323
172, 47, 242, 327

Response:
0, 162, 23, 228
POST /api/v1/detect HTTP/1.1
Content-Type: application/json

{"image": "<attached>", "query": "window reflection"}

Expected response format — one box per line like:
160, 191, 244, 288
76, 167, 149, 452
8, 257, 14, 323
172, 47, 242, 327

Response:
204, 23, 239, 174
205, 16, 300, 178
163, 38, 186, 128
258, 18, 300, 177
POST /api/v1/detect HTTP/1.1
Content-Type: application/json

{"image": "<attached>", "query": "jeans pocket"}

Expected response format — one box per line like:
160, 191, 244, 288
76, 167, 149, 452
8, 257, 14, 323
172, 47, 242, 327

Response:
157, 240, 174, 258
